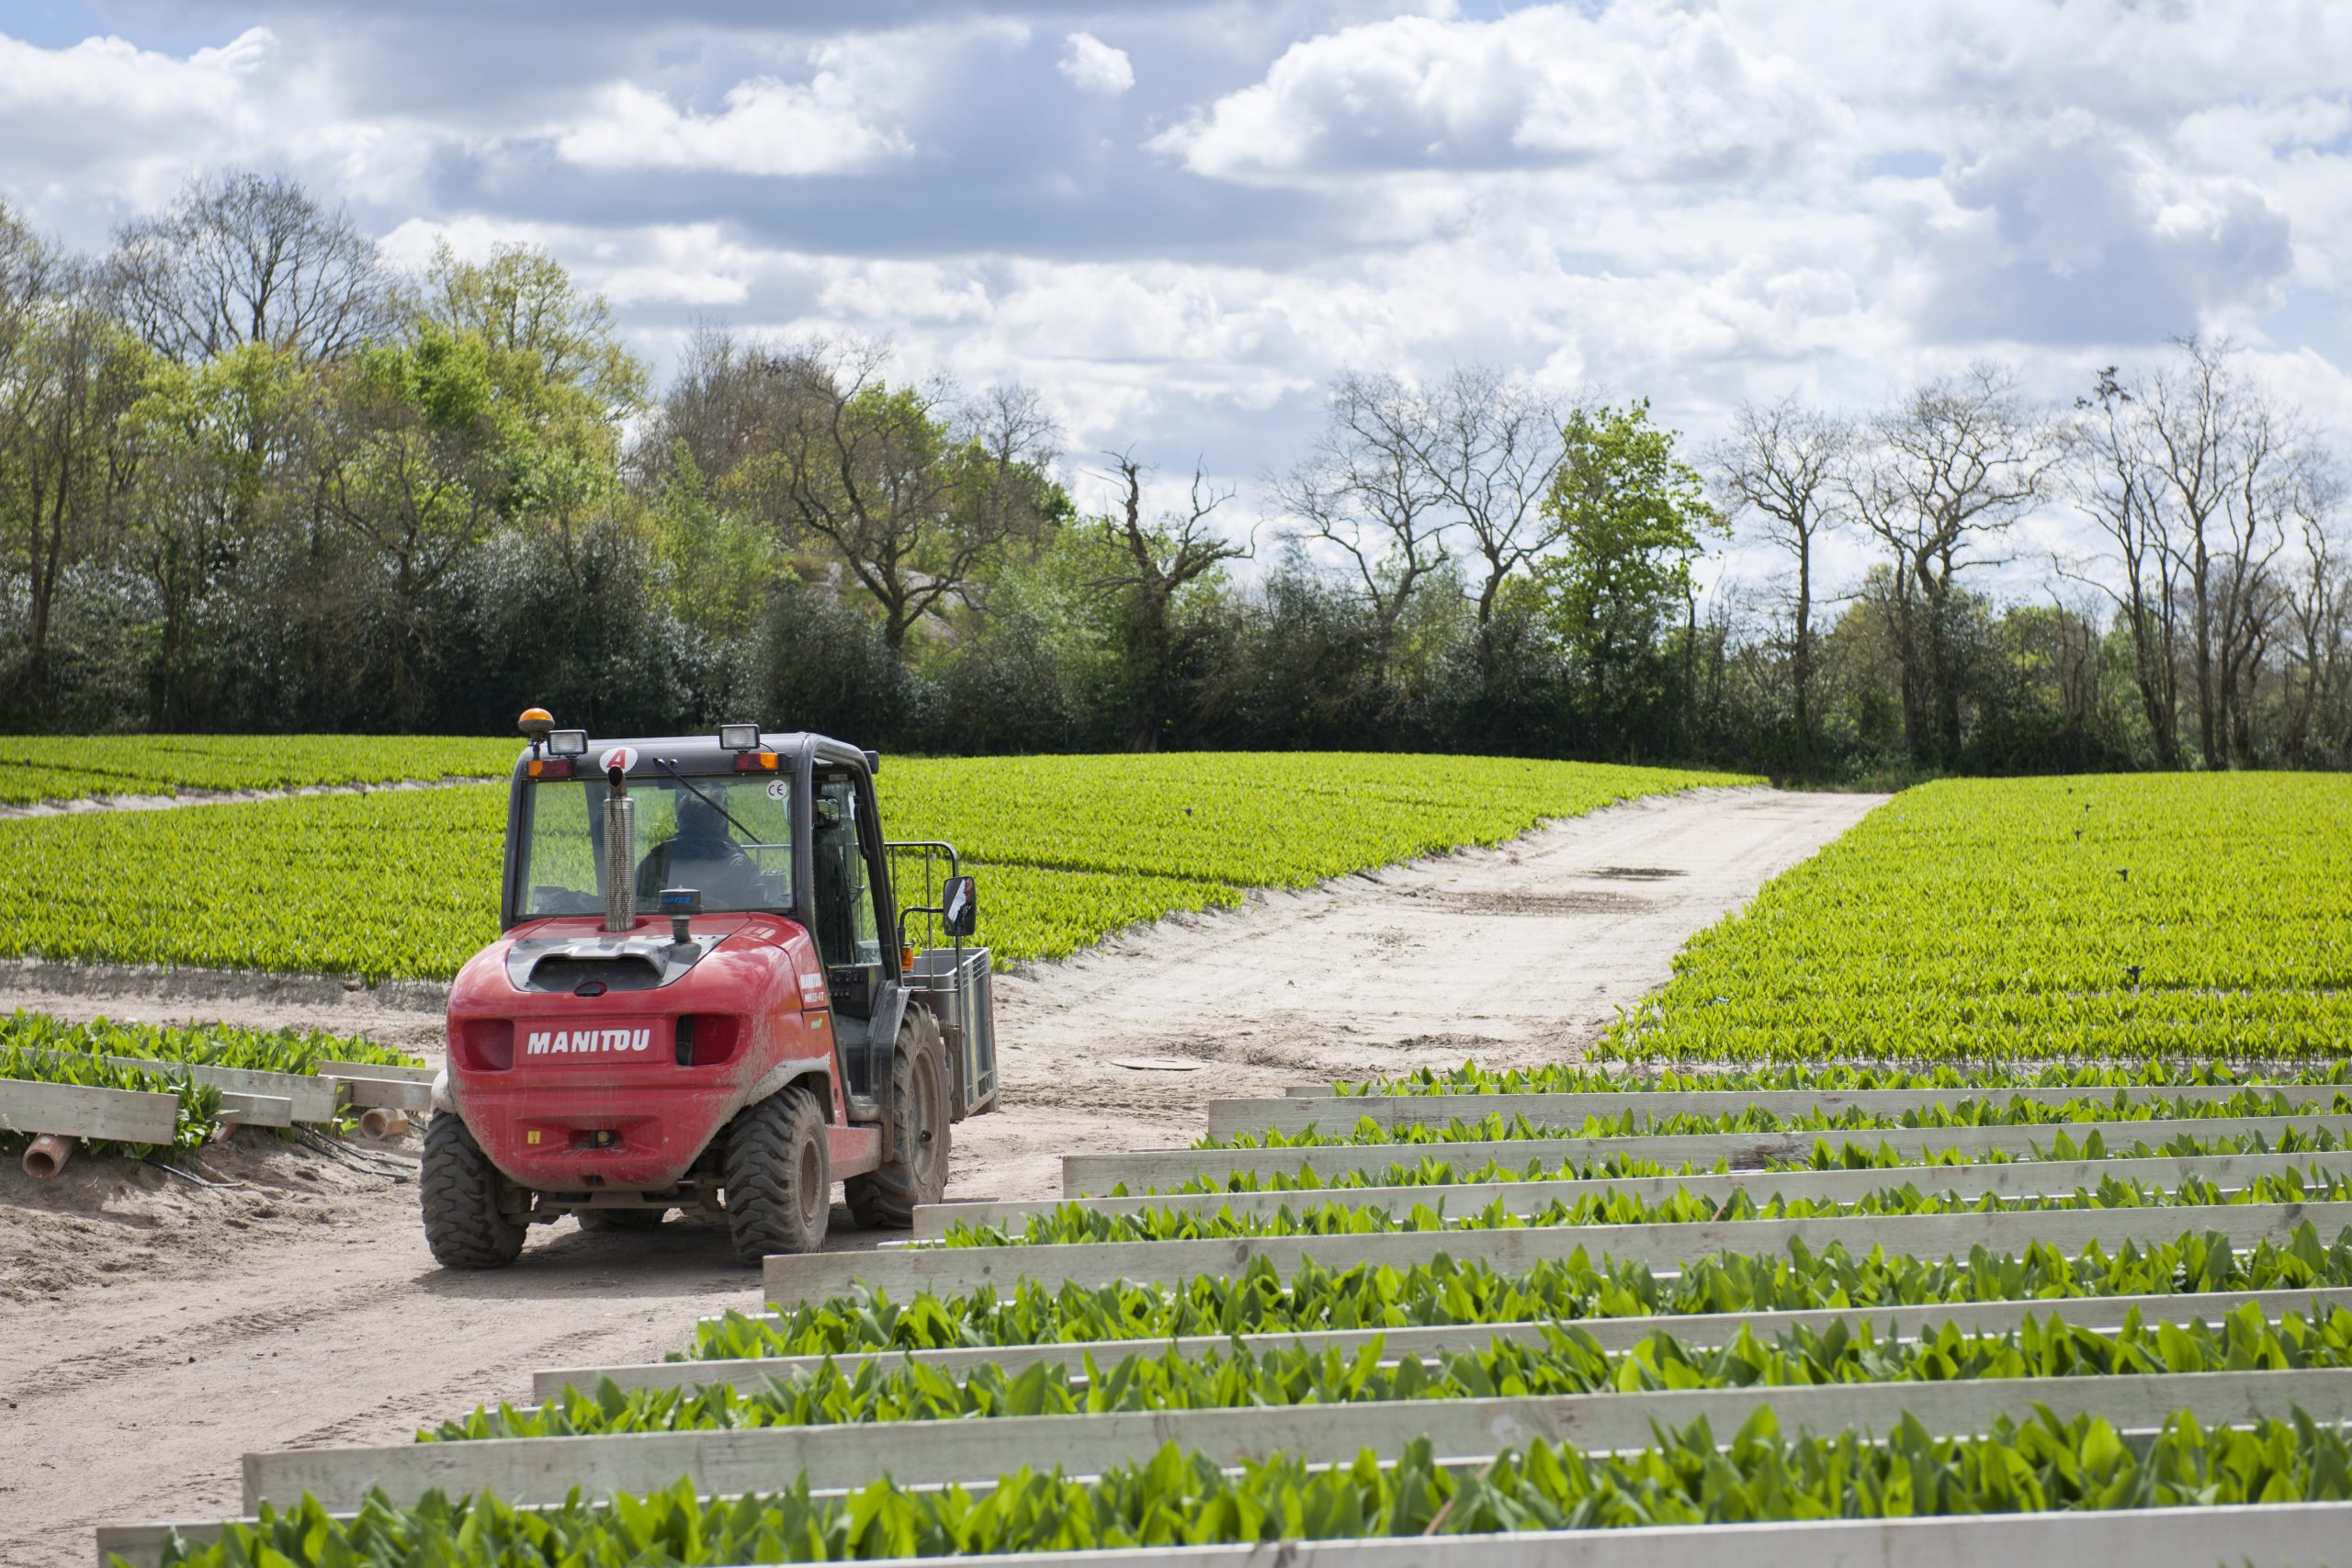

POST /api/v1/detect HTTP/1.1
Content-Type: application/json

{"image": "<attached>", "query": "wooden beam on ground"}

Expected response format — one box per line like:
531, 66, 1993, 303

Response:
764, 1199, 2352, 1310
316, 1058, 435, 1083
97, 1497, 2352, 1568
215, 1092, 293, 1128
11, 1047, 338, 1122
1205, 1085, 2352, 1142
920, 1149, 2352, 1238
320, 1073, 432, 1112
548, 1283, 2352, 1400
241, 1366, 2352, 1514
0, 1077, 179, 1145
1063, 1112, 2352, 1196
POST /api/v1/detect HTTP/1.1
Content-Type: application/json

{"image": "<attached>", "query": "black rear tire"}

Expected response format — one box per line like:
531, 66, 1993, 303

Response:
578, 1208, 665, 1232
420, 1113, 526, 1269
720, 1084, 830, 1263
845, 1007, 951, 1228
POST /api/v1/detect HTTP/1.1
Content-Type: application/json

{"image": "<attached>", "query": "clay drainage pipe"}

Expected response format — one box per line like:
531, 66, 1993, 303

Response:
358, 1108, 410, 1139
22, 1133, 74, 1179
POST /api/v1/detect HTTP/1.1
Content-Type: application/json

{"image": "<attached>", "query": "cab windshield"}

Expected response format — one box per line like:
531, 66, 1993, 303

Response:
520, 774, 794, 919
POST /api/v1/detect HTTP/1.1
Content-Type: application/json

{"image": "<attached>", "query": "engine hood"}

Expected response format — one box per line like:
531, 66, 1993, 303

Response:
503, 927, 723, 994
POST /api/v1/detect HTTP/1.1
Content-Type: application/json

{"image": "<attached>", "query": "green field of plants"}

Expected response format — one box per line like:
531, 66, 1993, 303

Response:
0, 751, 1745, 978
1577, 773, 2352, 1066
83, 770, 2352, 1568
0, 734, 520, 806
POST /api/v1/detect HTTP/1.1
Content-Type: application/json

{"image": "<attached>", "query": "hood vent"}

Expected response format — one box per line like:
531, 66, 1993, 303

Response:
505, 931, 723, 993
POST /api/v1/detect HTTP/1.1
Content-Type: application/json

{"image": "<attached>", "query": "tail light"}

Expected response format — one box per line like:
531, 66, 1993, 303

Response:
455, 1019, 514, 1071
673, 1014, 741, 1067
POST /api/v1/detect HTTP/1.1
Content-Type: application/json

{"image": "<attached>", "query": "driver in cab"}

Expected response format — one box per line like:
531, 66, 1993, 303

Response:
638, 792, 762, 908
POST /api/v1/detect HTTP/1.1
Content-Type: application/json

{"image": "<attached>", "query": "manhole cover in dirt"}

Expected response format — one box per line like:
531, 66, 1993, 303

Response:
1112, 1056, 1204, 1071
1589, 865, 1689, 880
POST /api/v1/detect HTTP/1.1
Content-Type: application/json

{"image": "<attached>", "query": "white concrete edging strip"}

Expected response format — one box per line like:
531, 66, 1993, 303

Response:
763, 1200, 2352, 1309
1204, 1085, 2352, 1141
546, 1284, 2352, 1400
243, 1366, 2352, 1514
0, 1077, 179, 1144
1064, 1112, 2352, 1196
920, 1149, 2352, 1237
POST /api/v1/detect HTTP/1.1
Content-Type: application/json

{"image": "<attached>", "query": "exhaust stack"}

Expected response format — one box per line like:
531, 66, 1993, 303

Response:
603, 764, 636, 933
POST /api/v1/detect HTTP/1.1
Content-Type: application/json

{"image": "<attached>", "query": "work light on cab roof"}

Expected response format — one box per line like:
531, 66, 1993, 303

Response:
417, 706, 997, 1270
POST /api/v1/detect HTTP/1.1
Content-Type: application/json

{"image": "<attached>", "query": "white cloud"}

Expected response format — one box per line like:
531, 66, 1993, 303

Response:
553, 67, 912, 177
1057, 32, 1134, 96
1152, 3, 1833, 184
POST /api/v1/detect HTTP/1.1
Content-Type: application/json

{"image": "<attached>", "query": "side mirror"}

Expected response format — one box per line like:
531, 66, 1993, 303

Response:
941, 875, 978, 940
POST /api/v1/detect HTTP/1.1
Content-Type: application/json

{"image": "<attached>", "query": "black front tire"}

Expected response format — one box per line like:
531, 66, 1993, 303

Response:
420, 1114, 527, 1269
720, 1085, 830, 1263
845, 1007, 952, 1228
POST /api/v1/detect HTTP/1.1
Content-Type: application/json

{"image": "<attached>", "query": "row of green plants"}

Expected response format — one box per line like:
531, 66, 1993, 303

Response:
1161, 1125, 2352, 1196
0, 1010, 424, 1074
0, 733, 521, 807
1585, 774, 2352, 1065
0, 1011, 425, 1154
152, 1409, 2352, 1566
1336, 1059, 2352, 1098
941, 1167, 2352, 1248
1203, 1089, 2352, 1151
692, 1224, 2352, 1360
485, 1302, 2348, 1438
0, 755, 1735, 977
0, 1043, 223, 1154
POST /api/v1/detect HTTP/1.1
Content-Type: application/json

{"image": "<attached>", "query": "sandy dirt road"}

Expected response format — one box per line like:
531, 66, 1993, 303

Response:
0, 784, 1880, 1566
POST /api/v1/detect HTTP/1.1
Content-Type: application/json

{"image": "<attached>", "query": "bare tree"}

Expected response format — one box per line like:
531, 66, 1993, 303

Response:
1411, 366, 1566, 626
741, 339, 1062, 654
109, 171, 391, 363
1712, 394, 1849, 760
1849, 363, 2050, 764
1088, 450, 1250, 750
2139, 337, 2312, 767
1277, 371, 1453, 647
2281, 508, 2351, 764
2057, 367, 2184, 765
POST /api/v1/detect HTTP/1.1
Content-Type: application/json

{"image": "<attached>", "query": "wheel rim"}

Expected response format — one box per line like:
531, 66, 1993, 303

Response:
913, 1050, 946, 1187
797, 1133, 824, 1230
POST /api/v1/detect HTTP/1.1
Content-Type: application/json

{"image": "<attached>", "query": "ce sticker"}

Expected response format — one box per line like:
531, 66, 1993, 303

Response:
766, 779, 790, 800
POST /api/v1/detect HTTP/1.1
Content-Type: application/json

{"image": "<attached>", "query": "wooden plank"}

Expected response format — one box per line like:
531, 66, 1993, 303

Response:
96, 1483, 2352, 1568
11, 1046, 338, 1122
215, 1092, 293, 1128
321, 1073, 433, 1112
243, 1366, 2352, 1513
764, 1199, 2352, 1310
0, 1077, 179, 1144
548, 1284, 2352, 1400
1206, 1084, 2352, 1140
317, 1058, 436, 1083
1065, 1112, 2352, 1196
919, 1148, 2352, 1238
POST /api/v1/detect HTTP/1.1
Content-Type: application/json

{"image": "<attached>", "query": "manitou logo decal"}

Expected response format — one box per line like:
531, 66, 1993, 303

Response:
525, 1027, 652, 1057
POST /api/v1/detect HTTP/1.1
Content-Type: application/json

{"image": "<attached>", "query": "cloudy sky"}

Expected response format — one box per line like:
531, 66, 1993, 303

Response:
4, 0, 2350, 561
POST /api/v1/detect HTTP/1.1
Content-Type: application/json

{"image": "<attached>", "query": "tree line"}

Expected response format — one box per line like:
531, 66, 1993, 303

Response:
4, 171, 2347, 778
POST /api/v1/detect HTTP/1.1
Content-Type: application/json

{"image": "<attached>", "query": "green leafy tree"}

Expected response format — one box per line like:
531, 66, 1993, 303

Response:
1537, 400, 1724, 739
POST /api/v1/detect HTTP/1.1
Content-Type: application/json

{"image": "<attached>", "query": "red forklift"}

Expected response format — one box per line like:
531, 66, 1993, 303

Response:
424, 712, 996, 1266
